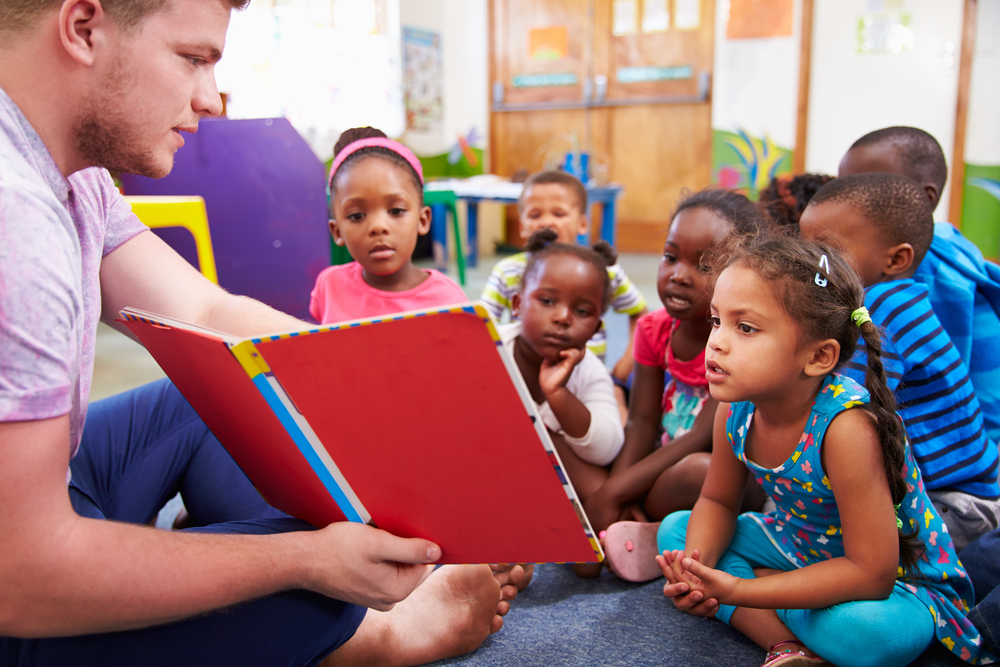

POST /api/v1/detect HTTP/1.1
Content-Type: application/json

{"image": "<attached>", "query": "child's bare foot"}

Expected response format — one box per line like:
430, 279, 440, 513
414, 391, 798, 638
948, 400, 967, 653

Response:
322, 564, 502, 667
516, 563, 535, 591
571, 561, 604, 578
603, 521, 662, 582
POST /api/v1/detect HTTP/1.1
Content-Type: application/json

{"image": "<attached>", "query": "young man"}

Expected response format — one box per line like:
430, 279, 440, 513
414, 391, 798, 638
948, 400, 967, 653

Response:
0, 1, 521, 665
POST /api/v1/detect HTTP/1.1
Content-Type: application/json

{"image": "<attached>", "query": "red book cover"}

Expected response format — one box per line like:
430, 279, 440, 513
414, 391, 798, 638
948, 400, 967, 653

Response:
120, 304, 602, 565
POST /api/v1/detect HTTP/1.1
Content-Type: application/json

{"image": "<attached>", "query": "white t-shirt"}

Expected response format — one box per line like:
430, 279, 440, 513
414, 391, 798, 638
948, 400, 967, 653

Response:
499, 322, 624, 466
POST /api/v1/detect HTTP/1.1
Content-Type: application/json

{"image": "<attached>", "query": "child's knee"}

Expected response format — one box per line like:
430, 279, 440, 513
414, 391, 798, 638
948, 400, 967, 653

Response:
656, 510, 691, 554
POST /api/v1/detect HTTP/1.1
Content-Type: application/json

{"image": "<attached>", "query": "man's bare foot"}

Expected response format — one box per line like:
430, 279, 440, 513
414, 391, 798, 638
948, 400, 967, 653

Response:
323, 564, 502, 667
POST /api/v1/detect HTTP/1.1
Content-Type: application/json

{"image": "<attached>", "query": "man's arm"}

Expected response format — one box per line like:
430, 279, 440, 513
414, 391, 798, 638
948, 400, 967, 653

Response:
100, 230, 304, 336
0, 414, 442, 638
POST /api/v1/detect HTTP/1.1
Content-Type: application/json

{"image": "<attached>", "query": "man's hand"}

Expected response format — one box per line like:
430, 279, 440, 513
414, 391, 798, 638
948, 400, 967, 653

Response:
298, 522, 441, 611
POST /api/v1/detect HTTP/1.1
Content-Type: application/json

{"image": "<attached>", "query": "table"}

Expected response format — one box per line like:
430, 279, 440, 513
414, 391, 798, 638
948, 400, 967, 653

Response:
424, 180, 624, 270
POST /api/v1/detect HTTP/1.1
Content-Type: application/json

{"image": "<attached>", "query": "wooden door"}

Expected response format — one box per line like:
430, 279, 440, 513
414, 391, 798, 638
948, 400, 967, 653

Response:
490, 0, 715, 252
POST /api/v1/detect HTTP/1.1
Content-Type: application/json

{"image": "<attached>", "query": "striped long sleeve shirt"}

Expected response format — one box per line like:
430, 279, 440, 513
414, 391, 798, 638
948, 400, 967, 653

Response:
841, 279, 999, 498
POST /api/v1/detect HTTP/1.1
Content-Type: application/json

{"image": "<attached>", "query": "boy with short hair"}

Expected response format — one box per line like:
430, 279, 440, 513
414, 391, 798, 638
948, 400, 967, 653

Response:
839, 126, 1000, 447
799, 172, 1000, 551
480, 171, 647, 418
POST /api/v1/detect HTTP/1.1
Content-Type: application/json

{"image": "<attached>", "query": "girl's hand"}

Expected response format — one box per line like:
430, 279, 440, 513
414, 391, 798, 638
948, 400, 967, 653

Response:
657, 549, 720, 617
679, 555, 741, 606
538, 348, 586, 398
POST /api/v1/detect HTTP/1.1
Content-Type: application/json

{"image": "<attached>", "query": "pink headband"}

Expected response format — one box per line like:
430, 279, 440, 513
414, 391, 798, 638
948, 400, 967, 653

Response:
328, 137, 424, 190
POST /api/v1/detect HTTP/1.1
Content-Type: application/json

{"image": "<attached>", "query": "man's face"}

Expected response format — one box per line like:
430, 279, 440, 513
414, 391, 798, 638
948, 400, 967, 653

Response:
74, 0, 230, 178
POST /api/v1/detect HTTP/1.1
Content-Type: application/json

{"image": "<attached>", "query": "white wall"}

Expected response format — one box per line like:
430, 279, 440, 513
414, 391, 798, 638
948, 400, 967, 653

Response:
712, 0, 802, 150
805, 0, 964, 219
399, 0, 490, 158
966, 0, 1000, 165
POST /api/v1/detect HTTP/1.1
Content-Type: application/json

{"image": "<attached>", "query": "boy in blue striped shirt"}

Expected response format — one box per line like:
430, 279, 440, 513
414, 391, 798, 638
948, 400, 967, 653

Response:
799, 172, 1000, 551
839, 126, 1000, 448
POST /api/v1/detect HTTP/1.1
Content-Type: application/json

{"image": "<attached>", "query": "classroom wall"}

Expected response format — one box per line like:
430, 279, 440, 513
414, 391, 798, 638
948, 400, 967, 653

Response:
961, 0, 1000, 259
711, 0, 801, 195
805, 0, 964, 220
399, 0, 490, 159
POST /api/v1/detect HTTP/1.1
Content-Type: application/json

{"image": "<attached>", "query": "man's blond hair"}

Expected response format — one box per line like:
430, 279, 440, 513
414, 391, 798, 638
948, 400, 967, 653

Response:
0, 0, 249, 34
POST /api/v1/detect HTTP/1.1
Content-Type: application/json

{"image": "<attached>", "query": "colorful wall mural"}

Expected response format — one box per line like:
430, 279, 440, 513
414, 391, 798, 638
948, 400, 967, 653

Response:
711, 128, 793, 199
962, 163, 1000, 261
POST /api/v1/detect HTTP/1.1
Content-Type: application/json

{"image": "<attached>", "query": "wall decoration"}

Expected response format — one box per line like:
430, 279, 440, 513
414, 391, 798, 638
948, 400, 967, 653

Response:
712, 129, 792, 196
613, 0, 639, 36
675, 0, 701, 30
727, 0, 794, 39
528, 25, 569, 61
512, 72, 579, 87
642, 0, 670, 33
617, 65, 693, 83
962, 164, 1000, 260
403, 27, 443, 132
856, 12, 914, 54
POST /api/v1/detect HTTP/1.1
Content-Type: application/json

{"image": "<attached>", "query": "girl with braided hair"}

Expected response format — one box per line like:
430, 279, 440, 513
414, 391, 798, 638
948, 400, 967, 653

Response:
604, 230, 994, 666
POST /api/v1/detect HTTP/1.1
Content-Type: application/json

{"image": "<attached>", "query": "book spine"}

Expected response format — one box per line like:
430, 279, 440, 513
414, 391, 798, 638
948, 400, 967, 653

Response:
229, 340, 372, 525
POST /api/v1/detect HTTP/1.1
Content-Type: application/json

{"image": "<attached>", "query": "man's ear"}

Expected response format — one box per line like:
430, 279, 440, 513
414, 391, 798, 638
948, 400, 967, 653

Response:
883, 242, 914, 277
417, 205, 432, 236
328, 219, 346, 246
511, 292, 522, 319
59, 0, 108, 67
804, 338, 840, 378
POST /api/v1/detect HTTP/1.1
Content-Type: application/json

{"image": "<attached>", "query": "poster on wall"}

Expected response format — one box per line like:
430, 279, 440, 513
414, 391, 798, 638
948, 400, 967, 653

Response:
528, 26, 569, 60
613, 0, 639, 36
856, 12, 914, 54
642, 0, 670, 33
403, 27, 444, 132
675, 0, 701, 30
727, 0, 793, 39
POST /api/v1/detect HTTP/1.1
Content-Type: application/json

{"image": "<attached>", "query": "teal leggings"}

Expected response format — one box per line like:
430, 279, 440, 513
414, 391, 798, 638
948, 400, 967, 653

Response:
658, 511, 935, 667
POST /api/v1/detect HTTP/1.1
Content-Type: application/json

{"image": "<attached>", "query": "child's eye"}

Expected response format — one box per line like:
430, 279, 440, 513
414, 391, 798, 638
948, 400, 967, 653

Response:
575, 308, 593, 317
346, 212, 364, 222
663, 253, 677, 263
538, 297, 553, 306
737, 323, 757, 334
389, 207, 406, 216
698, 263, 712, 274
709, 316, 721, 327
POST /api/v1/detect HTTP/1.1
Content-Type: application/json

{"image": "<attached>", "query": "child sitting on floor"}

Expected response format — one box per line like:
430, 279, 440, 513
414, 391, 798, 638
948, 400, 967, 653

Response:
500, 228, 625, 516
838, 126, 1000, 447
480, 171, 647, 421
798, 172, 1000, 552
757, 173, 834, 227
606, 230, 995, 667
583, 190, 764, 538
309, 127, 467, 323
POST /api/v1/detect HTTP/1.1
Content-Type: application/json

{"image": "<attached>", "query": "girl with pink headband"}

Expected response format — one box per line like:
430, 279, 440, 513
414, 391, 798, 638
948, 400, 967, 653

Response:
309, 127, 468, 324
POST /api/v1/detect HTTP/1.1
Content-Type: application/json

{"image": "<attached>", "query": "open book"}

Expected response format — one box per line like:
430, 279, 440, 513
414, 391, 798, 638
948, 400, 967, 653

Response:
120, 304, 602, 565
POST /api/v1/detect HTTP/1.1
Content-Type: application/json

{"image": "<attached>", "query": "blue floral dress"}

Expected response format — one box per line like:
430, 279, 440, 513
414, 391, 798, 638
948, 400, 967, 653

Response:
729, 374, 997, 664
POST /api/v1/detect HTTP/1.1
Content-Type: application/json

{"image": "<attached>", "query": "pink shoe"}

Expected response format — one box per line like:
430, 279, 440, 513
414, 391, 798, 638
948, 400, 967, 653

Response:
603, 521, 662, 582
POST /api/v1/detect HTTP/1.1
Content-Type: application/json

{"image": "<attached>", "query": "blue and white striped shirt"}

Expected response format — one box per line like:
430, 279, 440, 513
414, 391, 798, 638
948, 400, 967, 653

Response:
842, 279, 999, 498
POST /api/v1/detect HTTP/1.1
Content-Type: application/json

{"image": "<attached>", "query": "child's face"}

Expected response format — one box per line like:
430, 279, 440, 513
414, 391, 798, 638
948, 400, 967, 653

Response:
705, 263, 813, 405
329, 157, 431, 279
513, 254, 604, 363
519, 183, 588, 245
657, 207, 732, 321
799, 201, 891, 287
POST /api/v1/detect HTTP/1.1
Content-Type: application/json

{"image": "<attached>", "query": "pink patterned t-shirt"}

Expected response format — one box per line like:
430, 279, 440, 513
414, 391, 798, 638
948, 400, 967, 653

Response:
0, 87, 148, 462
309, 261, 468, 323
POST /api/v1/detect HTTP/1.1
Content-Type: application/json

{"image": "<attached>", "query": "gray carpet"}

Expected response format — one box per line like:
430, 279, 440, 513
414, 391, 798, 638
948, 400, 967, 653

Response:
432, 564, 967, 667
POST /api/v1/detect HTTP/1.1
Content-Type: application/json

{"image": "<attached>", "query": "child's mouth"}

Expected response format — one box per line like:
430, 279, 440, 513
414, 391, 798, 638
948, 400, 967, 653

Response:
370, 245, 395, 260
665, 295, 692, 309
705, 360, 729, 380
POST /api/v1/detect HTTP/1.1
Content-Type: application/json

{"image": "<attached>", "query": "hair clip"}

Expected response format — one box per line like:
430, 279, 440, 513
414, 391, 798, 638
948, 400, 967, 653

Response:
814, 254, 830, 287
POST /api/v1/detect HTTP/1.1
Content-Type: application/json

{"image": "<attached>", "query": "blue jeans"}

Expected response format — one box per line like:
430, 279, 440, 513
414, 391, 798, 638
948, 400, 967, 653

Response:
658, 511, 935, 667
1, 379, 366, 667
962, 527, 1000, 652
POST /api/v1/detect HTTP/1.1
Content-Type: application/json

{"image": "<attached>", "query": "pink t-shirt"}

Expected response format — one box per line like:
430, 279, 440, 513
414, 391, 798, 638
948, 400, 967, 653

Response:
309, 261, 468, 323
633, 308, 708, 388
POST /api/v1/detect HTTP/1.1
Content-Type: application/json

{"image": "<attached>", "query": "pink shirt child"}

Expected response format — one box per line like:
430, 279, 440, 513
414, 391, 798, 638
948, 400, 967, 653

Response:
309, 261, 468, 323
633, 308, 710, 447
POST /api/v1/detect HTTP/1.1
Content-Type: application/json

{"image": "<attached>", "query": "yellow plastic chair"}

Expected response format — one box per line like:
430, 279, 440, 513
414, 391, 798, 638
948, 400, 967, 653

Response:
125, 196, 219, 284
